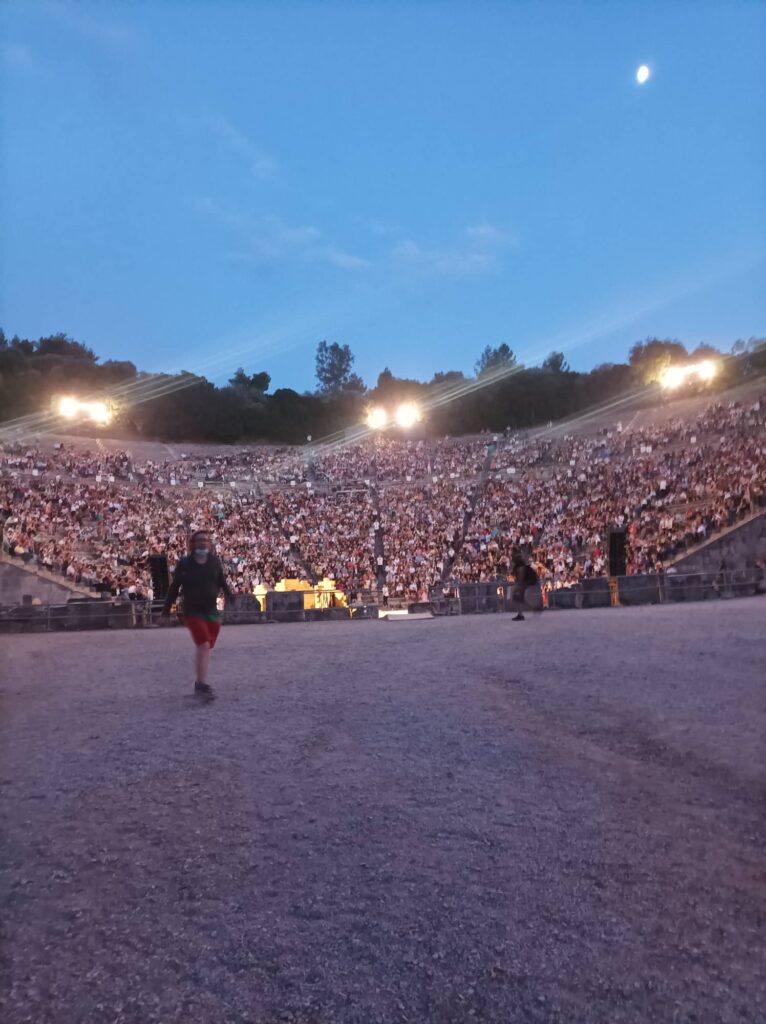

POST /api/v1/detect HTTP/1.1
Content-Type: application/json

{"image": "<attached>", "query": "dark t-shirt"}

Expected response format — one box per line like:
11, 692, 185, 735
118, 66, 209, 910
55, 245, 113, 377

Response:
522, 564, 538, 586
163, 554, 231, 620
512, 562, 538, 589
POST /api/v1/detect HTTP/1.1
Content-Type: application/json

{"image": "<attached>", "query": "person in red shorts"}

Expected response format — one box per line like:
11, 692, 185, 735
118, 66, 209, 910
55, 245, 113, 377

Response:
161, 530, 232, 700
509, 549, 542, 621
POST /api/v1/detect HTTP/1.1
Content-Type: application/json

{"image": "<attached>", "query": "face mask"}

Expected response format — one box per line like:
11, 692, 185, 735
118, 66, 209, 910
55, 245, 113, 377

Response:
194, 547, 209, 558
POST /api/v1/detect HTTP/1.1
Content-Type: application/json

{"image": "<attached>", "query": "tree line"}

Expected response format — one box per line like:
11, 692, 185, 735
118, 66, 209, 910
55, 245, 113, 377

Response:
0, 327, 763, 445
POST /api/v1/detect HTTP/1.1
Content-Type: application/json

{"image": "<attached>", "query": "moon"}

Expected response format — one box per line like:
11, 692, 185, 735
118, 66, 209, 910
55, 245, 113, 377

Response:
636, 65, 650, 85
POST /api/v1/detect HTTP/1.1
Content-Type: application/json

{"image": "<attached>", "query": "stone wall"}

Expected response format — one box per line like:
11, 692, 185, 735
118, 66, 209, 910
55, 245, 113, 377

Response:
0, 561, 78, 606
673, 512, 766, 573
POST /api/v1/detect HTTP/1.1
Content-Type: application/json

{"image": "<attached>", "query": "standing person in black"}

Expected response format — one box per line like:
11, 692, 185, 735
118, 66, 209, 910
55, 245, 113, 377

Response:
161, 530, 232, 701
510, 550, 540, 622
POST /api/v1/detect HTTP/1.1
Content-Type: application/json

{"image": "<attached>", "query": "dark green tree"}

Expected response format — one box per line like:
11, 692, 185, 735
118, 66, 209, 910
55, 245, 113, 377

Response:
475, 343, 516, 377
101, 359, 138, 383
11, 336, 35, 356
35, 334, 97, 362
430, 370, 466, 386
0, 325, 757, 443
542, 351, 569, 373
315, 341, 365, 395
629, 338, 688, 384
376, 368, 395, 390
229, 368, 271, 394
689, 344, 720, 361
250, 371, 271, 393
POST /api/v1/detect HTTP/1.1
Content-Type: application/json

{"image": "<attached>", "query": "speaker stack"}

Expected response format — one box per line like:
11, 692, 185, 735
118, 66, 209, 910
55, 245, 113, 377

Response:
265, 591, 305, 622
607, 528, 627, 578
148, 555, 171, 600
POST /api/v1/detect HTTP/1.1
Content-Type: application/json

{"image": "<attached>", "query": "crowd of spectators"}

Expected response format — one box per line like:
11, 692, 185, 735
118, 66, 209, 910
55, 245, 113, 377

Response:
378, 482, 476, 599
269, 488, 379, 592
0, 441, 309, 489
313, 435, 488, 485
459, 400, 765, 587
0, 481, 303, 599
1, 397, 763, 601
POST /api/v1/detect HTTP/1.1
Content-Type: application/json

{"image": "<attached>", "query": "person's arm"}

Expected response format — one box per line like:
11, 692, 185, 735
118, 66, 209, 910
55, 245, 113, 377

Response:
161, 562, 183, 616
218, 561, 233, 601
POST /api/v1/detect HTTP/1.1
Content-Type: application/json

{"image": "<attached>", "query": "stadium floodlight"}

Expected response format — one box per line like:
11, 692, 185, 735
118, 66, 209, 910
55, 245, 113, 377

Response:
84, 400, 112, 424
697, 359, 717, 383
58, 396, 80, 419
659, 366, 687, 391
56, 396, 113, 424
660, 360, 720, 391
395, 401, 421, 428
366, 406, 388, 430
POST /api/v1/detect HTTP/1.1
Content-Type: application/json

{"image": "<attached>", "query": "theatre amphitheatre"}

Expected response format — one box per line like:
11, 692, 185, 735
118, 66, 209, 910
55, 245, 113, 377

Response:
2, 378, 765, 1024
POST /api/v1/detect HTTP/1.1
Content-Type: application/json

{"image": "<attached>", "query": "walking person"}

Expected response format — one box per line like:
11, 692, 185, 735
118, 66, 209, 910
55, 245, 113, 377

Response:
510, 550, 541, 622
161, 530, 232, 700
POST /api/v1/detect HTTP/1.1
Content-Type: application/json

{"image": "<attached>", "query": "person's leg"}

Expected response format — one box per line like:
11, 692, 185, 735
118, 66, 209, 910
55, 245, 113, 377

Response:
195, 641, 211, 683
185, 617, 215, 698
529, 583, 544, 613
195, 622, 221, 696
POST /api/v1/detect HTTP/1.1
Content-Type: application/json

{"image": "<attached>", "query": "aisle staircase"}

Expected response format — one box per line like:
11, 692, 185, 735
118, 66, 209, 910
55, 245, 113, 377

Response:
0, 550, 94, 602
439, 441, 498, 583
259, 488, 317, 583
668, 507, 766, 573
370, 486, 387, 589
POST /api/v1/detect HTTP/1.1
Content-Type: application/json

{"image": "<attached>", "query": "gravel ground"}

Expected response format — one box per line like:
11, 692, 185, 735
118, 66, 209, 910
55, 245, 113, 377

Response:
1, 601, 764, 1024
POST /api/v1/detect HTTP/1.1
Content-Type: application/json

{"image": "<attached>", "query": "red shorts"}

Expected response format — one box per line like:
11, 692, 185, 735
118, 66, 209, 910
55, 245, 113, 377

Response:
185, 616, 221, 648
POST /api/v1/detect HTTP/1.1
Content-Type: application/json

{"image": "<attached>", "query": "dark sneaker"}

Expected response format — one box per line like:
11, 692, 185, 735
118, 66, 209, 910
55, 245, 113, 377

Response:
194, 681, 215, 701
512, 613, 525, 621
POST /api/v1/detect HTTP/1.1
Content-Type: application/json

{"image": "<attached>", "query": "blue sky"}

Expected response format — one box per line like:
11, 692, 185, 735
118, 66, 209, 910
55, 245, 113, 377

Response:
1, 1, 764, 393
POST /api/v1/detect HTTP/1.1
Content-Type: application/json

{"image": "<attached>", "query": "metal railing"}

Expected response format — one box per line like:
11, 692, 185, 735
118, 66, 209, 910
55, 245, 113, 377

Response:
0, 588, 383, 633
447, 569, 765, 614
550, 568, 765, 609
1, 571, 763, 633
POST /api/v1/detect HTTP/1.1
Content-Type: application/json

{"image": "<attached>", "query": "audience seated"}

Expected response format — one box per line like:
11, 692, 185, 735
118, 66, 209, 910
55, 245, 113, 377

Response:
1, 397, 763, 599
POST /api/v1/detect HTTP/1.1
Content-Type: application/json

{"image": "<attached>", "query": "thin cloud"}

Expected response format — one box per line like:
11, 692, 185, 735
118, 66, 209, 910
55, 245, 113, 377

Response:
465, 223, 516, 246
391, 222, 516, 276
197, 202, 369, 270
392, 239, 492, 276
208, 115, 278, 180
46, 4, 143, 49
367, 218, 406, 237
1, 42, 48, 76
195, 197, 248, 233
223, 251, 259, 267
325, 247, 371, 270
265, 216, 321, 249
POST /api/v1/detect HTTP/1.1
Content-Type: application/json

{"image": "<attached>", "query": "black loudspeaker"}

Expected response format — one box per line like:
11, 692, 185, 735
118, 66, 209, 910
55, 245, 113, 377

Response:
149, 555, 170, 600
265, 591, 305, 613
65, 600, 110, 631
608, 529, 627, 578
431, 597, 461, 616
617, 574, 660, 606
305, 607, 351, 622
351, 604, 379, 619
456, 583, 499, 614
581, 577, 611, 608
